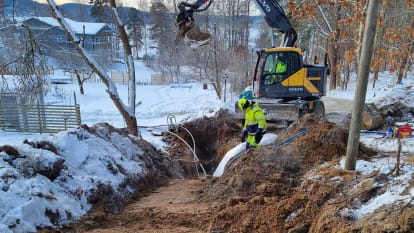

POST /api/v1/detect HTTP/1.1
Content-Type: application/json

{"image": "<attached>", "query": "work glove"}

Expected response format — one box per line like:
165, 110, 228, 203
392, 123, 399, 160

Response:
254, 128, 266, 144
241, 129, 248, 142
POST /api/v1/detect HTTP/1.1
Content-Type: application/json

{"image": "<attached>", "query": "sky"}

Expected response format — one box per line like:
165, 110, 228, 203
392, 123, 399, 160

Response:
34, 0, 173, 9
34, 0, 259, 14
1, 59, 414, 232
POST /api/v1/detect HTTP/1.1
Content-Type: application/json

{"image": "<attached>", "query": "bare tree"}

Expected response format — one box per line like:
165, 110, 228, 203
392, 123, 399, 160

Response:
396, 8, 414, 83
55, 53, 93, 95
127, 7, 144, 59
0, 24, 50, 104
47, 0, 139, 136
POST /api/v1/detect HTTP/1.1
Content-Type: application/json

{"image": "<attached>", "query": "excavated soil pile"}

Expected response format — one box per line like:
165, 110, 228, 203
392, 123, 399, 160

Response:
195, 114, 411, 233
200, 114, 349, 201
278, 113, 349, 165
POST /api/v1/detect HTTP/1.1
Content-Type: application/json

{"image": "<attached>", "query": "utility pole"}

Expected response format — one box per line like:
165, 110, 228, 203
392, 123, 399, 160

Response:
223, 74, 228, 102
344, 0, 381, 170
213, 23, 221, 100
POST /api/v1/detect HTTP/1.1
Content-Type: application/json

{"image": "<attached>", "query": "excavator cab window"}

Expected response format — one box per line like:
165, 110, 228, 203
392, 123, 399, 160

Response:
261, 51, 303, 86
289, 52, 301, 74
262, 52, 289, 86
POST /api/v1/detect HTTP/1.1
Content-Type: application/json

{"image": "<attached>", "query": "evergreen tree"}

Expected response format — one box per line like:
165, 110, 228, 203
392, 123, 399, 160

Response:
149, 2, 178, 74
89, 0, 110, 23
127, 7, 144, 58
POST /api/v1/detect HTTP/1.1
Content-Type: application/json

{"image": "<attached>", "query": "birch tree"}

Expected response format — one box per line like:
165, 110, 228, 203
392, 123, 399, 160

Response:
46, 0, 139, 136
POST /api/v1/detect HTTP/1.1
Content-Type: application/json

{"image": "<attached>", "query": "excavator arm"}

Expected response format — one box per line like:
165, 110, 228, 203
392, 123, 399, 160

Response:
253, 0, 297, 47
180, 0, 297, 47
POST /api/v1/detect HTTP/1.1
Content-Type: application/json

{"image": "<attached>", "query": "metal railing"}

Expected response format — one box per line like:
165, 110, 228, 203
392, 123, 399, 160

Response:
0, 104, 81, 133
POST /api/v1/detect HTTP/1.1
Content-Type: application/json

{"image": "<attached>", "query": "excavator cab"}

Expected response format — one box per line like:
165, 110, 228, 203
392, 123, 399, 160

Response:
236, 47, 329, 122
254, 47, 327, 101
261, 50, 302, 87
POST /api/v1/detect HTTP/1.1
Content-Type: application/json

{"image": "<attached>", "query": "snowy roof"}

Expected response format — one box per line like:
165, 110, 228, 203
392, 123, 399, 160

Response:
33, 17, 109, 35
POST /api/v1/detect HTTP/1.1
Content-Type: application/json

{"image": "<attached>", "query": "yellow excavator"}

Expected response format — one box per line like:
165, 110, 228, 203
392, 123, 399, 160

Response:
176, 0, 329, 123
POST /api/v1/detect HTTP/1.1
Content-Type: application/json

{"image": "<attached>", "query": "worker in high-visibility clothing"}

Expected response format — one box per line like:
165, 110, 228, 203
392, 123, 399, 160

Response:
266, 58, 287, 85
276, 60, 287, 76
237, 98, 267, 149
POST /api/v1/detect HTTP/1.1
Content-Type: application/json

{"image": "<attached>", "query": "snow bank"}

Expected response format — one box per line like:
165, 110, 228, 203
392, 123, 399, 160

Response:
0, 125, 148, 233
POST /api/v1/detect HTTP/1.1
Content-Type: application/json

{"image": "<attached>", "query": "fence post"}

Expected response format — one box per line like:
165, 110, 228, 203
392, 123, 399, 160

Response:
37, 104, 43, 134
0, 103, 3, 130
73, 91, 77, 105
76, 104, 81, 125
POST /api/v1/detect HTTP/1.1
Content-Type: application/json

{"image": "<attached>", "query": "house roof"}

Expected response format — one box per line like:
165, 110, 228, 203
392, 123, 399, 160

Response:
34, 17, 109, 35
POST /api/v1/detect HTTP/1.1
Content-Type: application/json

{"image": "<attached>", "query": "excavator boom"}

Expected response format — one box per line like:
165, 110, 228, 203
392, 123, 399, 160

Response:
253, 0, 297, 47
178, 0, 296, 46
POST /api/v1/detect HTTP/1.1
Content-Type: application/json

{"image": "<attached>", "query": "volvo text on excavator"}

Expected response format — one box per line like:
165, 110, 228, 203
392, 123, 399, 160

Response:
177, 0, 330, 123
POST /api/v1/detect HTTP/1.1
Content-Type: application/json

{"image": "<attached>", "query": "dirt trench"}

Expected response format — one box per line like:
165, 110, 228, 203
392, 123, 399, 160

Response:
165, 110, 243, 175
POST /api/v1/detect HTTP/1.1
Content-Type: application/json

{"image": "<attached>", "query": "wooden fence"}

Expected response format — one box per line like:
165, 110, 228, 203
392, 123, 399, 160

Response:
111, 71, 129, 85
0, 104, 81, 133
151, 73, 172, 85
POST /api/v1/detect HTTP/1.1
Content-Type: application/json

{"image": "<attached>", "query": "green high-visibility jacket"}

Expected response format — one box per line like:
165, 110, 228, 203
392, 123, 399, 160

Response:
276, 61, 286, 74
243, 102, 267, 134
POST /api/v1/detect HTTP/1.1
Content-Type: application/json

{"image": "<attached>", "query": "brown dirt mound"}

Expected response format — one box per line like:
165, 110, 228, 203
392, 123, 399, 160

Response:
196, 114, 384, 233
199, 114, 349, 203
280, 113, 349, 165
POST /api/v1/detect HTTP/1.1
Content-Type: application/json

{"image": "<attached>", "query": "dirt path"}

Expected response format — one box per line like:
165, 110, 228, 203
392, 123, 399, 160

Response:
85, 178, 213, 233
322, 96, 354, 112
322, 96, 353, 125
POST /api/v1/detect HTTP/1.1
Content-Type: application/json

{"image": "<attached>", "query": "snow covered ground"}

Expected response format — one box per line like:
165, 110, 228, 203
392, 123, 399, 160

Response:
0, 63, 414, 232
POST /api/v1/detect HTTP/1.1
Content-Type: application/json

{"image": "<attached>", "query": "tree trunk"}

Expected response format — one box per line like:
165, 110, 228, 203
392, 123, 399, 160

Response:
327, 3, 341, 90
397, 17, 414, 83
345, 0, 381, 171
109, 0, 138, 136
47, 0, 139, 137
372, 71, 378, 89
327, 38, 338, 90
213, 23, 221, 100
344, 63, 350, 91
404, 57, 412, 79
371, 0, 386, 89
75, 70, 84, 95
